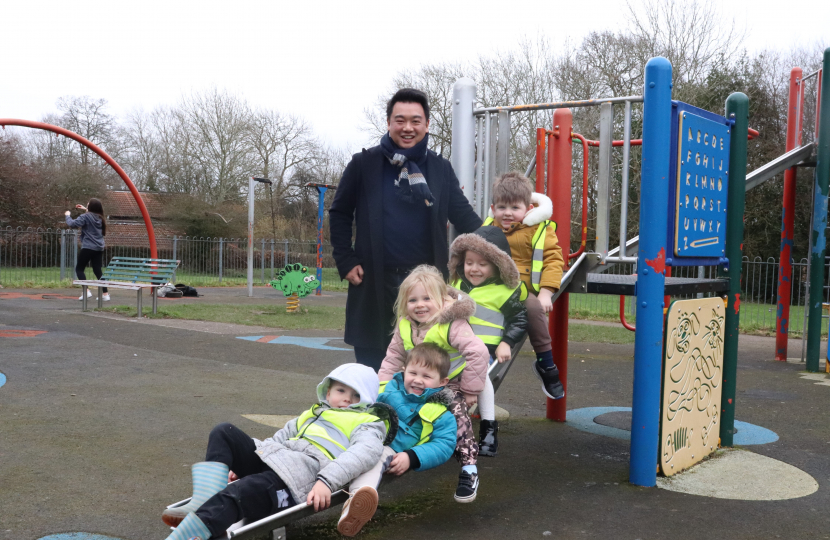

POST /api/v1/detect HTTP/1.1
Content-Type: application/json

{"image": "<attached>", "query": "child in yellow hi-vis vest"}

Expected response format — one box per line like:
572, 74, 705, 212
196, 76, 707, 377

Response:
378, 264, 490, 503
160, 364, 389, 540
449, 225, 528, 457
337, 343, 457, 536
484, 171, 565, 401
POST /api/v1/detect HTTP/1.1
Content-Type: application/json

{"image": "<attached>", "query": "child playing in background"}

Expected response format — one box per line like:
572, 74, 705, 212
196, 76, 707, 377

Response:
338, 343, 457, 536
449, 225, 527, 456
378, 265, 489, 503
484, 172, 565, 400
160, 364, 389, 540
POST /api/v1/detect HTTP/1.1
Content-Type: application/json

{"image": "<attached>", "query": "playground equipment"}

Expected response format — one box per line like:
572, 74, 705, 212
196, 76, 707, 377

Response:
163, 50, 828, 538
0, 119, 158, 258
305, 182, 336, 296
450, 48, 830, 487
269, 263, 321, 313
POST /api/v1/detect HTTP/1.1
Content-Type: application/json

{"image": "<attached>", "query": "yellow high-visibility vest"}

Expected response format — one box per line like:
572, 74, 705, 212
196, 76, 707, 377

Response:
482, 218, 556, 293
291, 405, 381, 460
379, 381, 449, 446
399, 319, 466, 380
451, 279, 524, 345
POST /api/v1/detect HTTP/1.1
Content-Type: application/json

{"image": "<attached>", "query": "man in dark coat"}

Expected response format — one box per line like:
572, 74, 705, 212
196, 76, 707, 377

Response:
329, 88, 482, 369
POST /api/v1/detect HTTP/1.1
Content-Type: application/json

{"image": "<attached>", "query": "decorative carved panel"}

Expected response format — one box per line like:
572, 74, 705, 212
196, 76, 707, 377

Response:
661, 297, 725, 476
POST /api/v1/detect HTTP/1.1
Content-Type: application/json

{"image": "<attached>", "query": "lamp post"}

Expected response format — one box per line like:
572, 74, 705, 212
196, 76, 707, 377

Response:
305, 182, 336, 295
249, 177, 273, 297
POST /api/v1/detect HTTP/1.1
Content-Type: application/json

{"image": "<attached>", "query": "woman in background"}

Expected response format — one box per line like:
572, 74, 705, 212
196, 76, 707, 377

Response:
65, 198, 109, 301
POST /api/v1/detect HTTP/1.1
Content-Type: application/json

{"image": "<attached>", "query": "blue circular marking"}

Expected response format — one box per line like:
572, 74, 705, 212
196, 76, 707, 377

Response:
566, 406, 633, 441
38, 535, 125, 540
566, 406, 779, 446
733, 420, 779, 445
0, 372, 5, 389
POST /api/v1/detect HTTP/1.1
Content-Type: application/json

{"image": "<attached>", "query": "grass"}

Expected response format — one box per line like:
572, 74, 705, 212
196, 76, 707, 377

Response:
568, 322, 636, 344
98, 304, 347, 330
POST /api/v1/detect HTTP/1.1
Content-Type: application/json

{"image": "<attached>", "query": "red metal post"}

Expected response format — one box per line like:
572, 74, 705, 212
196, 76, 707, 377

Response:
535, 128, 547, 193
546, 108, 572, 422
775, 68, 804, 361
0, 119, 158, 259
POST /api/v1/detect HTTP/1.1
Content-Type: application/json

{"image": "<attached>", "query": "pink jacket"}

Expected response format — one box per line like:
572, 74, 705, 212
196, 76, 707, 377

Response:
378, 288, 489, 396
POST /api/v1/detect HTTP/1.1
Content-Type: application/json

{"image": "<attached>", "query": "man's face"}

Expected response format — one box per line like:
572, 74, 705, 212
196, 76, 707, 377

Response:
387, 101, 430, 148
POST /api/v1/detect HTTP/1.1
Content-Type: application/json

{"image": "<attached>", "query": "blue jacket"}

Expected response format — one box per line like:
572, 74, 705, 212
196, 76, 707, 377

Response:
377, 372, 456, 471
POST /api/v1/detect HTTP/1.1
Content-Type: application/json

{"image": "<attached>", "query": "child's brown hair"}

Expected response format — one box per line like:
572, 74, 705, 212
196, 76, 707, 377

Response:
403, 342, 450, 380
492, 171, 533, 206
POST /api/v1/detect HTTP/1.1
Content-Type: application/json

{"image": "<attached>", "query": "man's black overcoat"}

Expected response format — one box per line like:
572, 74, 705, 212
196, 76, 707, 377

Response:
329, 145, 482, 350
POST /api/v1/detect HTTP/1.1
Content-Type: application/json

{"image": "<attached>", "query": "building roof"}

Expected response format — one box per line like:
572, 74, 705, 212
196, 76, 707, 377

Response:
103, 191, 179, 219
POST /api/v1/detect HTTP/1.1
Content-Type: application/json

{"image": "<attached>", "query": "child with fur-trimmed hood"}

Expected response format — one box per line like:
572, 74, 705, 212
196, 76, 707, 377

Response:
449, 226, 528, 457
378, 264, 489, 503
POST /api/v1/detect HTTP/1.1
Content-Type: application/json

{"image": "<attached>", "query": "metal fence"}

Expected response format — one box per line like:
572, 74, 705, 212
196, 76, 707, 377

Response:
0, 227, 343, 290
3, 226, 830, 334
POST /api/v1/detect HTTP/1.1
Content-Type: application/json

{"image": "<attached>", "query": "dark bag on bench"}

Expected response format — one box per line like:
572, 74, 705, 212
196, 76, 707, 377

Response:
175, 284, 199, 297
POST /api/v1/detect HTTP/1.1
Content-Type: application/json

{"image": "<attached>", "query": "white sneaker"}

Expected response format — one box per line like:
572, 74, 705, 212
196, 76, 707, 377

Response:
78, 290, 92, 300
100, 293, 111, 302
337, 486, 378, 537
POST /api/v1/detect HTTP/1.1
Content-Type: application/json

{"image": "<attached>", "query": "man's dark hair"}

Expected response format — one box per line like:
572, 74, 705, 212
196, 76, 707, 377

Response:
386, 88, 430, 121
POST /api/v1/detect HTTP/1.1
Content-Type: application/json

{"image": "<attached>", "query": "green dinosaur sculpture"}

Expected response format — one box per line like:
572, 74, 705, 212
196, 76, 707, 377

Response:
269, 263, 320, 298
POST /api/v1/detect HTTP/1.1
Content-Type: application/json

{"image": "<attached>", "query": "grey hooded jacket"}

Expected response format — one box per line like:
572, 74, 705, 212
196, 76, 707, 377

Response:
253, 363, 386, 503
65, 212, 105, 251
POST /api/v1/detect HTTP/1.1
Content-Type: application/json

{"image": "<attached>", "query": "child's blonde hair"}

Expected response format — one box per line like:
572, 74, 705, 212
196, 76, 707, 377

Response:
492, 171, 533, 206
404, 343, 451, 380
394, 265, 450, 325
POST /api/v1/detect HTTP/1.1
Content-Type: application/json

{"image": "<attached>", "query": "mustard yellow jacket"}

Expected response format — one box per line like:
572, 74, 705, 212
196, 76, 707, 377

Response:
493, 218, 565, 292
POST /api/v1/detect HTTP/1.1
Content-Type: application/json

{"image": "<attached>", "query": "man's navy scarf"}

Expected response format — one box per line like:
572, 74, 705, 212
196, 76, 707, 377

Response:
380, 132, 435, 207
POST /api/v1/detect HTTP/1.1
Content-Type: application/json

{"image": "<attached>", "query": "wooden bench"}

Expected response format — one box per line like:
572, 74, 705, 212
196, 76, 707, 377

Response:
74, 257, 180, 316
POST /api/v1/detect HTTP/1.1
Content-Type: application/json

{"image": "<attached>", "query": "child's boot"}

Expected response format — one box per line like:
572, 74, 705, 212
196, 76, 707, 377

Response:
337, 486, 378, 537
533, 351, 564, 399
454, 466, 479, 503
162, 461, 229, 527
478, 419, 499, 457
163, 512, 211, 540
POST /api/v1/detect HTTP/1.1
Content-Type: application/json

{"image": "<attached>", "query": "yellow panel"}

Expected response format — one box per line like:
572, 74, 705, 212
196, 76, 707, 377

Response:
661, 297, 725, 476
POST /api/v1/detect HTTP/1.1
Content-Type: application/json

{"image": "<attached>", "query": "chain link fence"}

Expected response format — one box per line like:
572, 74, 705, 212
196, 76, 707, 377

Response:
0, 227, 344, 290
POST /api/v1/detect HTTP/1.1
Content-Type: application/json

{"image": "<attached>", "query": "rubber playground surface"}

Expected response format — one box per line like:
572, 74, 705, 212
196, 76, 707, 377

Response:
1, 287, 829, 540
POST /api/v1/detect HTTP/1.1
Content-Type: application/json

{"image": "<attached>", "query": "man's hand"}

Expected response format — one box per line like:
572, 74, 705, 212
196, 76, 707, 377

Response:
306, 480, 332, 511
64, 211, 71, 216
387, 452, 411, 476
538, 288, 555, 314
464, 393, 477, 408
344, 265, 364, 286
495, 341, 512, 363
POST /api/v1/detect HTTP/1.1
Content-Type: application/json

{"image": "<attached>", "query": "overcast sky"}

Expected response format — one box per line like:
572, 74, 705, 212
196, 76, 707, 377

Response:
2, 0, 827, 152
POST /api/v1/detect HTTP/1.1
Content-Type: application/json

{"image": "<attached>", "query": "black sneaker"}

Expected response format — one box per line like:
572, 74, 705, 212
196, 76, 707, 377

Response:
454, 470, 479, 503
533, 361, 565, 399
478, 419, 499, 457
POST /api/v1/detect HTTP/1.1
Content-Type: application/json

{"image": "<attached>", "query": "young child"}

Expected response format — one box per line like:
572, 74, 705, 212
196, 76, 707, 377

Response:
449, 225, 528, 456
378, 264, 489, 503
160, 364, 389, 540
337, 342, 457, 537
484, 171, 565, 400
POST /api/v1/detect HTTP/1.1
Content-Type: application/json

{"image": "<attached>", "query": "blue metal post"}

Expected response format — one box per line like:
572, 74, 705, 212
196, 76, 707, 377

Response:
315, 186, 328, 295
630, 56, 673, 487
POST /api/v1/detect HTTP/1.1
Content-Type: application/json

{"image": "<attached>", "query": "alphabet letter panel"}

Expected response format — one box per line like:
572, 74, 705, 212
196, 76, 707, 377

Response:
674, 111, 731, 258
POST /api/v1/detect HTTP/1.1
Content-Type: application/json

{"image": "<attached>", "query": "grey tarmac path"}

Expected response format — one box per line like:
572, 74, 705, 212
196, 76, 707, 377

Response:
0, 288, 828, 540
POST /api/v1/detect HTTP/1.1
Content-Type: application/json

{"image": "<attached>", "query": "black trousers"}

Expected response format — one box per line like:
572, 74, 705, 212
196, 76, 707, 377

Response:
353, 269, 410, 371
75, 248, 108, 293
196, 423, 295, 537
